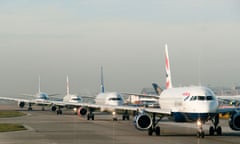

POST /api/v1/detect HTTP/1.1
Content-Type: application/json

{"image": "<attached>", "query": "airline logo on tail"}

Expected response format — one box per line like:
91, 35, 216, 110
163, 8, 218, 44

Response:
165, 44, 173, 89
152, 83, 162, 96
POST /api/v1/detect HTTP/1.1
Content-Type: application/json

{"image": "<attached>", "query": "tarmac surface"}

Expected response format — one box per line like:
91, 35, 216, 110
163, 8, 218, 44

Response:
1, 103, 240, 144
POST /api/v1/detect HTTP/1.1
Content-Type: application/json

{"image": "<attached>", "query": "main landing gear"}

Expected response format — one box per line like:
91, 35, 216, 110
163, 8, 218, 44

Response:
209, 114, 222, 136
87, 111, 94, 120
148, 113, 161, 136
122, 110, 130, 121
56, 106, 63, 115
28, 103, 33, 111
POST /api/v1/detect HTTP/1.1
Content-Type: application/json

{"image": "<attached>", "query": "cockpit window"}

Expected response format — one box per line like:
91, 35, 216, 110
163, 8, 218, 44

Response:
206, 96, 214, 100
190, 96, 197, 101
184, 96, 190, 101
189, 96, 215, 101
108, 98, 122, 101
72, 98, 81, 101
198, 96, 205, 101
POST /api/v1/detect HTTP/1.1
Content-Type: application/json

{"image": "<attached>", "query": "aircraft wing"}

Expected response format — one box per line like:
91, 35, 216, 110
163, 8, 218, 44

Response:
20, 94, 36, 97
104, 105, 171, 115
0, 96, 52, 105
49, 100, 171, 115
122, 93, 160, 99
217, 107, 240, 114
217, 95, 240, 101
0, 96, 31, 103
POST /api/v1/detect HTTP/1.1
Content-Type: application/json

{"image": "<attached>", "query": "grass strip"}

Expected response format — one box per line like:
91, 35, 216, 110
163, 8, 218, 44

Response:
0, 123, 26, 132
0, 111, 26, 118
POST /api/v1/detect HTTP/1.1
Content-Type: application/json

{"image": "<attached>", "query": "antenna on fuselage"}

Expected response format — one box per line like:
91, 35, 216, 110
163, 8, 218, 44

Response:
100, 66, 105, 93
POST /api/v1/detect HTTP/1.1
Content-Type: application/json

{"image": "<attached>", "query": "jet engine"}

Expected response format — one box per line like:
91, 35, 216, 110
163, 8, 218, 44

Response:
18, 101, 25, 108
229, 110, 240, 131
133, 113, 152, 130
51, 106, 57, 112
77, 107, 87, 116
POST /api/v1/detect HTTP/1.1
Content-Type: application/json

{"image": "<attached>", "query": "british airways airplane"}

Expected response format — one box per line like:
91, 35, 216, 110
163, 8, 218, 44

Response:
50, 45, 240, 138
125, 44, 240, 138
101, 45, 240, 137
50, 76, 84, 115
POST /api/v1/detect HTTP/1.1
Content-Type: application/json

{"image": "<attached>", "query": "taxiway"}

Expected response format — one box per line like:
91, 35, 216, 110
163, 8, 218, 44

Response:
0, 103, 240, 144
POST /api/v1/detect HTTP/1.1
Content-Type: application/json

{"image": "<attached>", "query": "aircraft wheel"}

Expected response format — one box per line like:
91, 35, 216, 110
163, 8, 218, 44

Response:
28, 107, 32, 111
209, 126, 214, 136
155, 126, 160, 136
87, 113, 94, 120
197, 131, 205, 138
57, 110, 62, 115
148, 127, 153, 136
216, 126, 222, 136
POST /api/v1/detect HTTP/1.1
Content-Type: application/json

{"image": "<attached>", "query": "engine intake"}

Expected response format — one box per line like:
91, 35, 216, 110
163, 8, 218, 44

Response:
18, 101, 25, 108
51, 106, 57, 111
77, 107, 87, 116
133, 113, 152, 130
229, 110, 240, 131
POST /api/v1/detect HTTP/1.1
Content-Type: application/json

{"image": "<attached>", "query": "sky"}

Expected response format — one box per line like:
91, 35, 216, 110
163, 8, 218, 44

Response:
0, 0, 239, 96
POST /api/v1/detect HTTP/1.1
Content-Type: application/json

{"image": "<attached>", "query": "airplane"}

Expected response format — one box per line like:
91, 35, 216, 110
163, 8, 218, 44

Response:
50, 44, 240, 138
51, 67, 127, 120
119, 44, 240, 138
126, 87, 160, 108
0, 76, 57, 111
77, 66, 127, 120
50, 76, 84, 115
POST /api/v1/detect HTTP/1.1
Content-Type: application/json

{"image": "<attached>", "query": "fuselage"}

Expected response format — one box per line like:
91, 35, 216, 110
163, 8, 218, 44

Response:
95, 92, 125, 112
159, 86, 219, 122
63, 94, 82, 103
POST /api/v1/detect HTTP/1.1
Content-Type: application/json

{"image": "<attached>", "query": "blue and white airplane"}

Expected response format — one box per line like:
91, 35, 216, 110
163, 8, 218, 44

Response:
51, 68, 126, 120
78, 66, 125, 120
0, 76, 57, 111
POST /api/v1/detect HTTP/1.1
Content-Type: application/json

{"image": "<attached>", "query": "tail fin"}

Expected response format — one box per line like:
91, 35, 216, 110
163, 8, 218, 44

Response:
165, 44, 173, 89
100, 66, 105, 93
66, 76, 70, 95
38, 75, 41, 93
152, 83, 162, 95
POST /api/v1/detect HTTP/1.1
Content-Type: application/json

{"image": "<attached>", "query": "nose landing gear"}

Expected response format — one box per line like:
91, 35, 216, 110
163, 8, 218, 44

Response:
196, 120, 205, 138
209, 114, 222, 136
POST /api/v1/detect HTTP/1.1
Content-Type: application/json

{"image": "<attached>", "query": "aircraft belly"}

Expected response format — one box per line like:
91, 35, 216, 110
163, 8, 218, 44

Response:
172, 112, 215, 122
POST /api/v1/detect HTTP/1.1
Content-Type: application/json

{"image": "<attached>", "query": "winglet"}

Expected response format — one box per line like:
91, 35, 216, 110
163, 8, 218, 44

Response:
165, 44, 173, 89
100, 66, 105, 93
